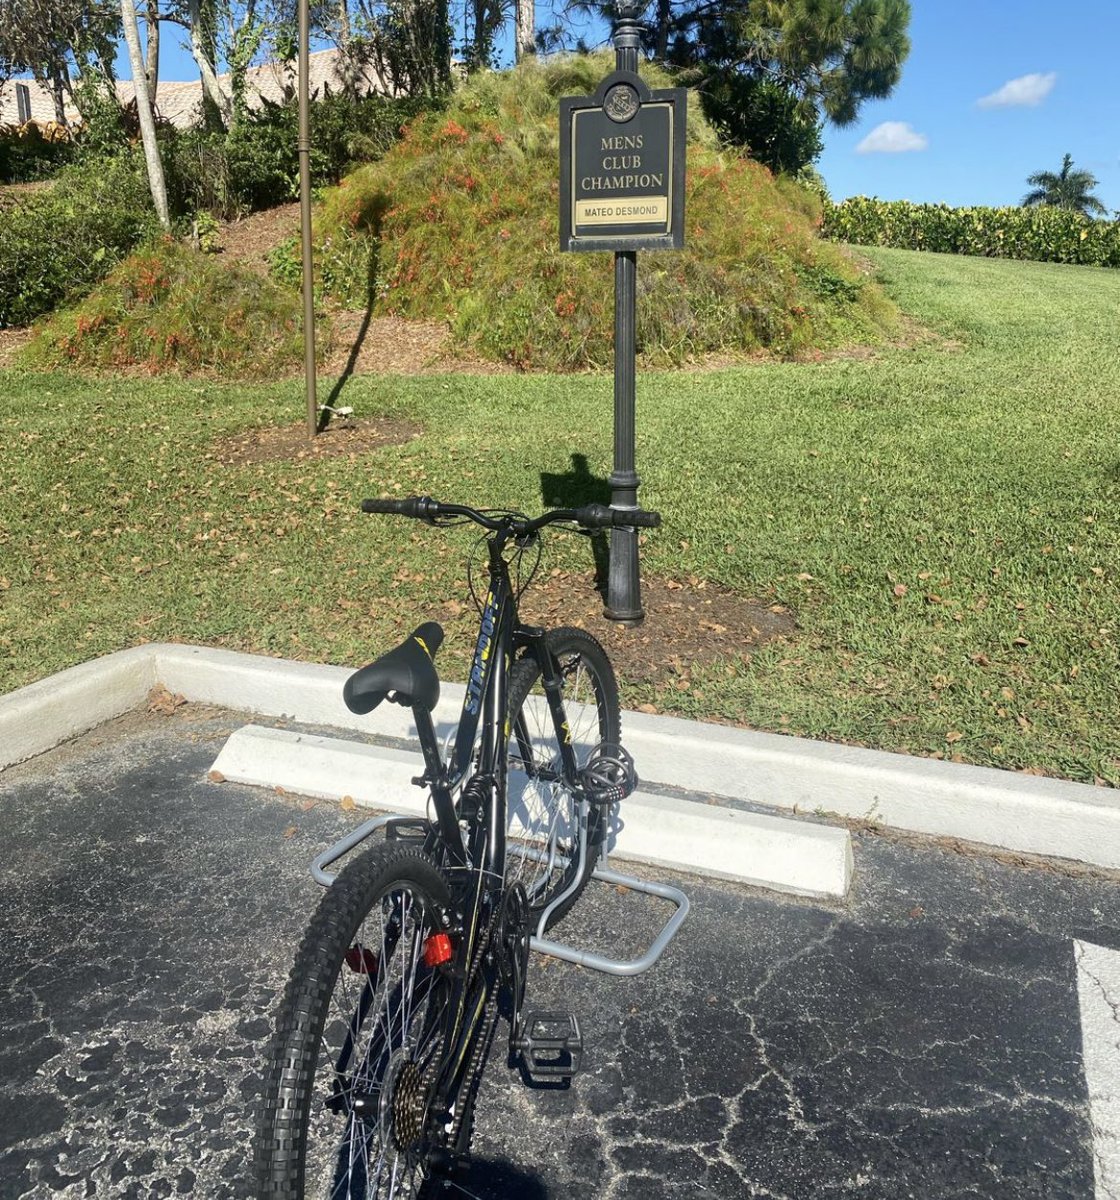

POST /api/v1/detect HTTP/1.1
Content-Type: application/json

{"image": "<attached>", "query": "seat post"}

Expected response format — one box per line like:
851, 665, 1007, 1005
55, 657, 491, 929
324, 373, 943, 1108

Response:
412, 707, 444, 783
412, 704, 468, 866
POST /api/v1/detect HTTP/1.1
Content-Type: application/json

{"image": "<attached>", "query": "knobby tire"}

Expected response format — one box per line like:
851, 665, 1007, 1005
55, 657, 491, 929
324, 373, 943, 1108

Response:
256, 844, 459, 1200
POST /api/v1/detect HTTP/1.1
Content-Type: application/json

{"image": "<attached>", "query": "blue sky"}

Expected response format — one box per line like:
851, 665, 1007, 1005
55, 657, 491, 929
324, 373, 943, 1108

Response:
128, 0, 1119, 214
817, 0, 1120, 214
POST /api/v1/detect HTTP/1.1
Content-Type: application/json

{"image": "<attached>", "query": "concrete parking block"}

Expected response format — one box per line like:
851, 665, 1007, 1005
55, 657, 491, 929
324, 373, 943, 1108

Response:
209, 724, 855, 899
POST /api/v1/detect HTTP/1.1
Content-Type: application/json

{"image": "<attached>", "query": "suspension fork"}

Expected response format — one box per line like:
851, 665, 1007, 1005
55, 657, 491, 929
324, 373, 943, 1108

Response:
513, 625, 583, 785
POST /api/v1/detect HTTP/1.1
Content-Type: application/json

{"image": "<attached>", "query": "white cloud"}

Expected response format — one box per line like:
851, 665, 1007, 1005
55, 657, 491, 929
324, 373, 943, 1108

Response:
855, 122, 929, 154
977, 72, 1057, 109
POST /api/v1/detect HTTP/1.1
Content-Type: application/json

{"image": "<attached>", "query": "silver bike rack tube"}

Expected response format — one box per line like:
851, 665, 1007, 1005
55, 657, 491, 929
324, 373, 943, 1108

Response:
310, 810, 689, 978
311, 813, 404, 887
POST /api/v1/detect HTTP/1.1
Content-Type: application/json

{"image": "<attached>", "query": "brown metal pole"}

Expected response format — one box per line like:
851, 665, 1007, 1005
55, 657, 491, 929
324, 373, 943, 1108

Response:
298, 0, 317, 438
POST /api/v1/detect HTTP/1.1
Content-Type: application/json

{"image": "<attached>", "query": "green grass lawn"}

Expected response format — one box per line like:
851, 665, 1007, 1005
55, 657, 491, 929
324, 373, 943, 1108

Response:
1, 246, 1118, 784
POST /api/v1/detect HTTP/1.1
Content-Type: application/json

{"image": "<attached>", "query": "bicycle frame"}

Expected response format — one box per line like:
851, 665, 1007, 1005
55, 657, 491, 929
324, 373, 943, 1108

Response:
410, 526, 584, 882
260, 495, 668, 1196
409, 524, 585, 1139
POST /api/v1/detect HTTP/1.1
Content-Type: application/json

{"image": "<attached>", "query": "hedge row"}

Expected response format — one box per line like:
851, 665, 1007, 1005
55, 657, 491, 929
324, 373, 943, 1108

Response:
0, 122, 75, 183
823, 196, 1120, 268
0, 155, 158, 328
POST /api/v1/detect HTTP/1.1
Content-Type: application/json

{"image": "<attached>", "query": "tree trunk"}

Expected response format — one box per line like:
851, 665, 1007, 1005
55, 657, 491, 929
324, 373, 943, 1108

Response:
655, 0, 671, 59
337, 0, 359, 95
145, 0, 160, 103
120, 0, 171, 230
187, 0, 232, 127
48, 64, 68, 126
514, 0, 534, 61
228, 3, 263, 128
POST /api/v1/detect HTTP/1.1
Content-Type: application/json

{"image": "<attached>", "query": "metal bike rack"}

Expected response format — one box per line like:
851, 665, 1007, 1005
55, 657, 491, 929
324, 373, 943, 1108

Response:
310, 809, 689, 979
311, 812, 408, 887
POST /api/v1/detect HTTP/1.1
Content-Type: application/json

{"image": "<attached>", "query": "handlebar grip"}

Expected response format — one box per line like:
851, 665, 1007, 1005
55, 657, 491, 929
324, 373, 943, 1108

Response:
573, 504, 662, 530
360, 496, 437, 519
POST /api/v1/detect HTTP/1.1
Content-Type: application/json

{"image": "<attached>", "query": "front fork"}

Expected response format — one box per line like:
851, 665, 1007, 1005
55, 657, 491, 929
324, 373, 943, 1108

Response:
513, 624, 582, 785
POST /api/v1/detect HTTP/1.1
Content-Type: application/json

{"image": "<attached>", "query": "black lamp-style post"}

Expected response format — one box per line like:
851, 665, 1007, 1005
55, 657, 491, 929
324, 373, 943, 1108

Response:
559, 0, 684, 618
605, 0, 647, 623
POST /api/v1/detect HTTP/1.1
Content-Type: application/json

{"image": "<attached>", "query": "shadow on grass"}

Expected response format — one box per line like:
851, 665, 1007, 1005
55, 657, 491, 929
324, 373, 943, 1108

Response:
319, 295, 374, 431
318, 220, 384, 432
540, 453, 612, 597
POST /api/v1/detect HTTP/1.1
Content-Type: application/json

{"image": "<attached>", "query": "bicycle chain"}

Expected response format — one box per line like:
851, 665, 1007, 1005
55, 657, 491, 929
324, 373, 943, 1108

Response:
447, 989, 500, 1150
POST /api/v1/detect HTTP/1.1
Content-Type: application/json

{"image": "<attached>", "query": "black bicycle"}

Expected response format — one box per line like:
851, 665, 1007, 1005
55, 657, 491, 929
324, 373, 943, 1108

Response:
255, 494, 659, 1198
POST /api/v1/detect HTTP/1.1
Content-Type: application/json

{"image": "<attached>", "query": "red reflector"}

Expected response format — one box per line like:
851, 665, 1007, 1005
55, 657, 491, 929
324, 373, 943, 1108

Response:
344, 945, 379, 974
423, 933, 453, 968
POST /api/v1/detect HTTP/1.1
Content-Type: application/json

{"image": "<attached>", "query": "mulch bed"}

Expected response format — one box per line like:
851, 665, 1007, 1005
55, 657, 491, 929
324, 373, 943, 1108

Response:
0, 328, 33, 367
321, 312, 512, 378
519, 570, 795, 686
207, 415, 421, 466
217, 202, 301, 275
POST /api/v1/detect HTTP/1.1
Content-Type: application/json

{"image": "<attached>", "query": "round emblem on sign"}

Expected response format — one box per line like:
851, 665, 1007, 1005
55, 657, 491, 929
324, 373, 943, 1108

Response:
604, 83, 639, 123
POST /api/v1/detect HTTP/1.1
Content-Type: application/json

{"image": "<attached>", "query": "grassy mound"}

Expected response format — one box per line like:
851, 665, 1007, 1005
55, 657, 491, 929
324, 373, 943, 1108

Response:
290, 53, 897, 370
23, 238, 311, 376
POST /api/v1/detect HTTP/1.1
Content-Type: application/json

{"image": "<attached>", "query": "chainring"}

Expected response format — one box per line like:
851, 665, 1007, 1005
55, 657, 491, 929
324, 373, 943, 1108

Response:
495, 881, 531, 1022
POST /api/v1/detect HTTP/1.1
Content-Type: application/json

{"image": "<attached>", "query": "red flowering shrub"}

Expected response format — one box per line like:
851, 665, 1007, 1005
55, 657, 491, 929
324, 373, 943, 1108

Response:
25, 239, 311, 376
298, 53, 897, 370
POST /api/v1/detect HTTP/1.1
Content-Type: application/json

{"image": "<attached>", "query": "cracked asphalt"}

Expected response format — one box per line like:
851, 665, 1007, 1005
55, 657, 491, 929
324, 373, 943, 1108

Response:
2, 705, 1119, 1199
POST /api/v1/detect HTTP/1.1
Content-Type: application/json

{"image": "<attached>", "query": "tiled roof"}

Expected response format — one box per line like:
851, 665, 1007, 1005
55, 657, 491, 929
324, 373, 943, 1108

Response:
0, 79, 76, 127
0, 49, 389, 131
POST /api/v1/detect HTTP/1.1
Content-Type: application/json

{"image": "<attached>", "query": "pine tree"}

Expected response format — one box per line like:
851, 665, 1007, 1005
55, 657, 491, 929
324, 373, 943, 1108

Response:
649, 0, 912, 173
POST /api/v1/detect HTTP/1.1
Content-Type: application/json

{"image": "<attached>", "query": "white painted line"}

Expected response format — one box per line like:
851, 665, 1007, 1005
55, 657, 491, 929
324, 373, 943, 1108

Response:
1076, 939, 1120, 1199
210, 725, 854, 899
4, 643, 1120, 874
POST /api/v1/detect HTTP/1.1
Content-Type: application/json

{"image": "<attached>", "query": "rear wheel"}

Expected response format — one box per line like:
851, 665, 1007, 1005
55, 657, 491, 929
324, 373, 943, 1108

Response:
256, 844, 456, 1199
506, 627, 620, 930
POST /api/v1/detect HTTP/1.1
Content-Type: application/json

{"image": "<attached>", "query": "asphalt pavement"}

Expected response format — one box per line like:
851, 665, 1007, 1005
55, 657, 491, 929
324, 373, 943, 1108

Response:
1, 705, 1118, 1199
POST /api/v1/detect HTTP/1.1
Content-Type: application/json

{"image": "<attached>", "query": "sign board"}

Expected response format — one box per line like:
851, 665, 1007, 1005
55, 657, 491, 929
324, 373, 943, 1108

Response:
560, 70, 686, 253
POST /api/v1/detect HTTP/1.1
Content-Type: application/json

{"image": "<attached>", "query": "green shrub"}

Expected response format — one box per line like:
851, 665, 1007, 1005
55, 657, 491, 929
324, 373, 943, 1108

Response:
165, 92, 434, 219
192, 210, 222, 253
824, 196, 1120, 267
0, 122, 76, 183
0, 153, 158, 328
291, 53, 897, 370
23, 237, 312, 375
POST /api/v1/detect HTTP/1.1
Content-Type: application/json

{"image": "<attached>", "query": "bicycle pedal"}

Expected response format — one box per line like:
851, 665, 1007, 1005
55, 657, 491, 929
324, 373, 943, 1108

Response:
513, 1011, 583, 1080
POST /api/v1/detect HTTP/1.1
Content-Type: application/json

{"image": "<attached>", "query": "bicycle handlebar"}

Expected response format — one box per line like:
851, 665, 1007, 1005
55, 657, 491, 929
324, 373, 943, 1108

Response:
360, 495, 661, 532
361, 497, 438, 519
571, 502, 661, 530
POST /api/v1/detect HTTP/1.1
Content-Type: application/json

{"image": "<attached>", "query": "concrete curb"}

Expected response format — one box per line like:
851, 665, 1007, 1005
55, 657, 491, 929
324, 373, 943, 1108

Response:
3, 643, 1119, 873
210, 725, 854, 899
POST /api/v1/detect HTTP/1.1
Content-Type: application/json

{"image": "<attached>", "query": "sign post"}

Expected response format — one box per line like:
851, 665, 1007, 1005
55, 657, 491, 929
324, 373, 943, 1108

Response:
559, 1, 686, 621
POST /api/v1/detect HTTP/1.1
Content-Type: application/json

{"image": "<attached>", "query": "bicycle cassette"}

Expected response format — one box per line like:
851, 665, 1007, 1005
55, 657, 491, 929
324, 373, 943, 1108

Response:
579, 743, 638, 806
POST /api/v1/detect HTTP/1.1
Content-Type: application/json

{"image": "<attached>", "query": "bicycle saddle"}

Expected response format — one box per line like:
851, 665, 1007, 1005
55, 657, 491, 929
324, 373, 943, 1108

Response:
343, 622, 444, 715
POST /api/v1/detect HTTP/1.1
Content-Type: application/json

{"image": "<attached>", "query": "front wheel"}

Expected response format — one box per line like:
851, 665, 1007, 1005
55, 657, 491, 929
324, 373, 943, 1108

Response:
506, 627, 620, 930
256, 844, 455, 1199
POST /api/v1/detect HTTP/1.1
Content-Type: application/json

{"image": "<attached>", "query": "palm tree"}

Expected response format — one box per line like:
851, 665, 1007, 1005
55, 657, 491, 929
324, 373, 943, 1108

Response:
1023, 153, 1108, 217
